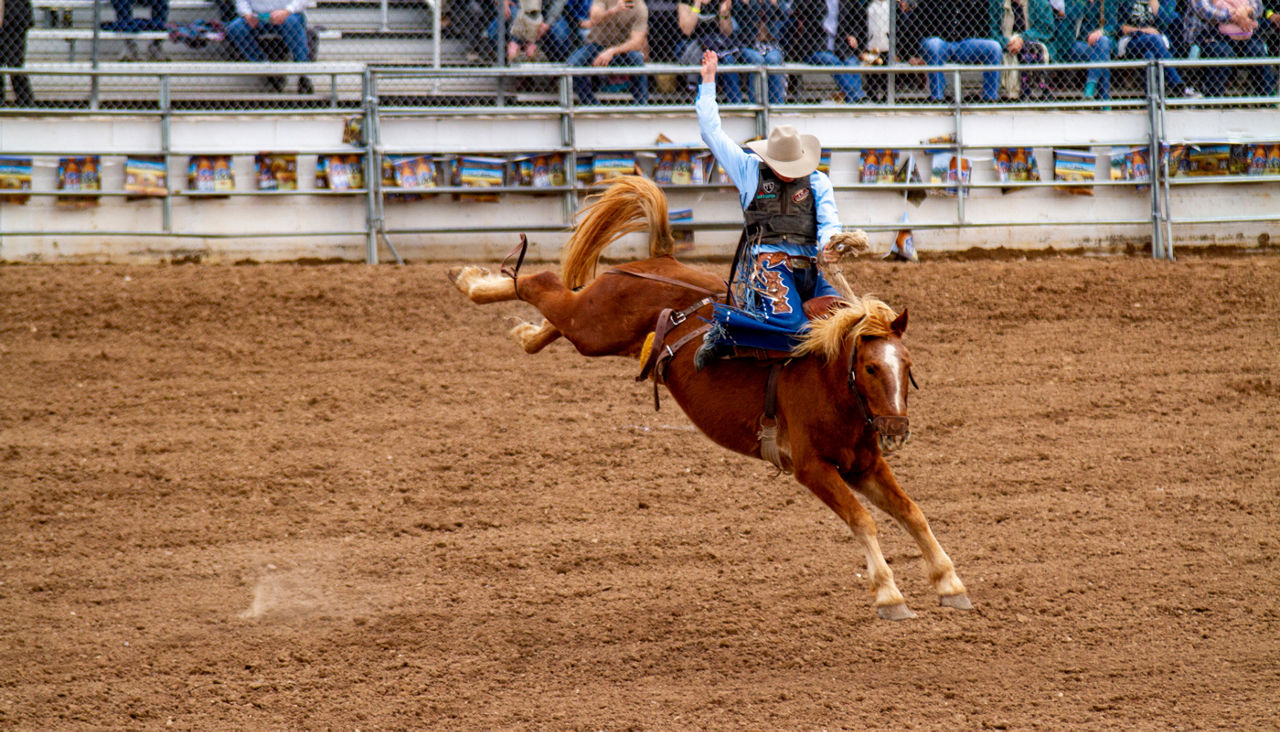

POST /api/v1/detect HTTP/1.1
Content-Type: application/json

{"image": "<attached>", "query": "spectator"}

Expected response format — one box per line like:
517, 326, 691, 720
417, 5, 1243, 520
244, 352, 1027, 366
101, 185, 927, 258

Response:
1261, 0, 1280, 57
455, 0, 500, 62
996, 0, 1055, 99
784, 0, 868, 103
506, 0, 544, 61
917, 0, 1003, 102
484, 0, 542, 62
1114, 0, 1200, 96
1057, 0, 1118, 100
102, 0, 169, 61
567, 0, 649, 105
542, 0, 592, 61
677, 0, 757, 102
728, 0, 787, 103
227, 0, 314, 94
103, 0, 169, 31
1185, 0, 1276, 97
896, 0, 926, 64
860, 0, 890, 99
1, 0, 35, 106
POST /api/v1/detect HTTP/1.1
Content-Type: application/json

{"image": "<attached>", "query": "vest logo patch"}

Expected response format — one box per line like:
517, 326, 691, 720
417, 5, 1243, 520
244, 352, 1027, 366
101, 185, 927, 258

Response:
791, 188, 809, 203
761, 180, 778, 195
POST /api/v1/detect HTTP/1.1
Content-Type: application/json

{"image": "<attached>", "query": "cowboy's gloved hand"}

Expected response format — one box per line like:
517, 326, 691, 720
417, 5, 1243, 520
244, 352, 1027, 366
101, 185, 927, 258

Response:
823, 230, 869, 263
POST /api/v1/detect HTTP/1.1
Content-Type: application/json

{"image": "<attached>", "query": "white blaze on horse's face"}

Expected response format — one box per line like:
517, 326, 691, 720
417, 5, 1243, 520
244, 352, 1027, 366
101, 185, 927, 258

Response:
857, 338, 910, 417
880, 341, 909, 414
855, 336, 913, 453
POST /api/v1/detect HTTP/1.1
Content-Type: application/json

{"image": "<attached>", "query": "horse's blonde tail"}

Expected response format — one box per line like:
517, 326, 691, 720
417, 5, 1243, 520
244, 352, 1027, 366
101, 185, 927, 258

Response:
561, 176, 674, 289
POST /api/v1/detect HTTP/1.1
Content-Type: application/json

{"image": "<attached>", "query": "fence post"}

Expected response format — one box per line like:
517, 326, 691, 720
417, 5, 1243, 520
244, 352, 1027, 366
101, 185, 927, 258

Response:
886, 0, 897, 105
952, 67, 965, 224
160, 73, 172, 234
90, 0, 103, 110
756, 66, 769, 136
1146, 61, 1165, 260
1157, 65, 1175, 261
364, 68, 380, 265
560, 69, 579, 230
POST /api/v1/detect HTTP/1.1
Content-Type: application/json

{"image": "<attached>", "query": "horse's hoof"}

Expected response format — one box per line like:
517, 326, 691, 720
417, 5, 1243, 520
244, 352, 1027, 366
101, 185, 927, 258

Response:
446, 265, 487, 285
939, 593, 974, 610
877, 603, 916, 621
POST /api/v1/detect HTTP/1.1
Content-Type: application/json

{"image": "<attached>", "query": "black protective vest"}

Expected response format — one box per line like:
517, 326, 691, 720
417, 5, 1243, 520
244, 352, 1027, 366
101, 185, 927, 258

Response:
743, 164, 818, 247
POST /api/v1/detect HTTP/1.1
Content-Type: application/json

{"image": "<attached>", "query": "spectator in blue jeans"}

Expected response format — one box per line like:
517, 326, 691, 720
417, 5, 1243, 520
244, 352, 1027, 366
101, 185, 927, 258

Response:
675, 0, 739, 98
1114, 0, 1200, 96
102, 0, 168, 31
729, 0, 788, 103
1058, 0, 1117, 99
227, 0, 313, 93
916, 0, 1002, 101
542, 0, 592, 61
784, 0, 868, 103
567, 0, 649, 104
1185, 0, 1276, 97
102, 0, 169, 60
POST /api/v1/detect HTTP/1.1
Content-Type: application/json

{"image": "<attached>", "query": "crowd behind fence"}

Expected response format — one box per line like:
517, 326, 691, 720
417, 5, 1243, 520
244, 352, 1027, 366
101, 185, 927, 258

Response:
0, 0, 1278, 108
1, 60, 1278, 265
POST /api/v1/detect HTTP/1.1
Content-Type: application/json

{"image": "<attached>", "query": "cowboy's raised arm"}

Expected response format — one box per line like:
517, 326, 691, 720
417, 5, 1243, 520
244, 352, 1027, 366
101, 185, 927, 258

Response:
696, 49, 757, 203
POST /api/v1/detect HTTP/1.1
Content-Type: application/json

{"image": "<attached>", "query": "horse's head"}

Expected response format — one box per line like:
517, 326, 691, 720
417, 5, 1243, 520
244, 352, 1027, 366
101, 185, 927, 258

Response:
851, 308, 913, 452
794, 298, 915, 453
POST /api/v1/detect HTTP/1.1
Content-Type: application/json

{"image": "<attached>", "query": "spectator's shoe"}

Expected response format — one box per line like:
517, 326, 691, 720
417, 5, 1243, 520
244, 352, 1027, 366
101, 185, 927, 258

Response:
1182, 85, 1203, 99
883, 237, 918, 263
297, 76, 314, 95
146, 39, 168, 62
118, 39, 140, 62
264, 75, 286, 93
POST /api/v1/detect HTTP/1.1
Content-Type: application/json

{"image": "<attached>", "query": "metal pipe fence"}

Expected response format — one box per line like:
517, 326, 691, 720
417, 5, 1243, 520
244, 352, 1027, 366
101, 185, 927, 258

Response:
0, 59, 1277, 263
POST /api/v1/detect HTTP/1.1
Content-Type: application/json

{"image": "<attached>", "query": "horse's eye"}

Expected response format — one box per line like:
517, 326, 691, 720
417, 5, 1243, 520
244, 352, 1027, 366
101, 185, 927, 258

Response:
865, 365, 876, 376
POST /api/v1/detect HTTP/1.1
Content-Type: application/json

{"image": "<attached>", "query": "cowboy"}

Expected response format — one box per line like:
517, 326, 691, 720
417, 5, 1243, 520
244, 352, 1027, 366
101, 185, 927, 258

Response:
694, 49, 851, 369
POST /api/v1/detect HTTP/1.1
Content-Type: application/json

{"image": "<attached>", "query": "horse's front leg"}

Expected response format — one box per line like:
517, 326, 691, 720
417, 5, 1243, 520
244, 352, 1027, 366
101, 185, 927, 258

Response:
794, 460, 915, 620
849, 459, 973, 611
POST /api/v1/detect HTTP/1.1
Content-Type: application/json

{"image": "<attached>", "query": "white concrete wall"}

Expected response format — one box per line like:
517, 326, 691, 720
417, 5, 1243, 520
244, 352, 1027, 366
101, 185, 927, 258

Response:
1, 107, 1275, 263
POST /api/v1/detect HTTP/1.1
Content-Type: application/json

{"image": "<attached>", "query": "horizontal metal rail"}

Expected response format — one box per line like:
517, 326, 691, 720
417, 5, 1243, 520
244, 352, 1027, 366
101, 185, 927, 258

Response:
1, 59, 1277, 263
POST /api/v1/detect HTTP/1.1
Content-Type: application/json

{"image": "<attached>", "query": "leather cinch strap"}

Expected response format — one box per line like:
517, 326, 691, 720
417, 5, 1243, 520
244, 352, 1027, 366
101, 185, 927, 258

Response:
636, 297, 715, 411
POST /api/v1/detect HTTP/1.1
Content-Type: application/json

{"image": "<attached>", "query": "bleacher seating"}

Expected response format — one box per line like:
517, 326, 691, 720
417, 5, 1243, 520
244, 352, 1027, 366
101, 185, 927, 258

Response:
23, 0, 467, 105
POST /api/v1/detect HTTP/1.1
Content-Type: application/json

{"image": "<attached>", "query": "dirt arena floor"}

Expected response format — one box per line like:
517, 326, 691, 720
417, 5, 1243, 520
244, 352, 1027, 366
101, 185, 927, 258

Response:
2, 253, 1278, 729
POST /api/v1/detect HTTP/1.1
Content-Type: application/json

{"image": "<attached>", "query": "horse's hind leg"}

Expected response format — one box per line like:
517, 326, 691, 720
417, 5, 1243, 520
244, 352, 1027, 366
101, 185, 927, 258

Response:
795, 462, 914, 620
447, 266, 517, 304
509, 319, 562, 354
851, 460, 972, 610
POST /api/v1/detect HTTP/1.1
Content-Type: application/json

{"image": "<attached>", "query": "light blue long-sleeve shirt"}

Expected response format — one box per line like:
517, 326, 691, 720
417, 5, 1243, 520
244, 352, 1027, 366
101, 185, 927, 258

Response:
695, 81, 841, 253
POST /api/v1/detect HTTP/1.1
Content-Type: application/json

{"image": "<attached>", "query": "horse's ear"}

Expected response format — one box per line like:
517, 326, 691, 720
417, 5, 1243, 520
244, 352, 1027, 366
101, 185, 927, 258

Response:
891, 307, 908, 336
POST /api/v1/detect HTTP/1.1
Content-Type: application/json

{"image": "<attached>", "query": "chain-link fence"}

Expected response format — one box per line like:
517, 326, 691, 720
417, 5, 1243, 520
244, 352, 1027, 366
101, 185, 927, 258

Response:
1, 0, 1277, 109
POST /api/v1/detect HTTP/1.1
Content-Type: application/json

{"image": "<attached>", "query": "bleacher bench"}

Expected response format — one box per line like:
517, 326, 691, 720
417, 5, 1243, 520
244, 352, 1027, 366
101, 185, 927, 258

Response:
28, 27, 343, 63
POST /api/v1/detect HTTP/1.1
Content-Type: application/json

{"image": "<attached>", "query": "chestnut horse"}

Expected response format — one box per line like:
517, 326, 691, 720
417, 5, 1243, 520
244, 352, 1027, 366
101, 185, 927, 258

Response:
448, 176, 726, 357
448, 176, 971, 619
656, 297, 971, 619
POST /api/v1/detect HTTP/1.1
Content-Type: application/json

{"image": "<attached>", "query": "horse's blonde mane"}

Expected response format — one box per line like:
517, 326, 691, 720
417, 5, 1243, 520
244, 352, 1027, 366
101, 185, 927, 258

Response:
791, 296, 898, 362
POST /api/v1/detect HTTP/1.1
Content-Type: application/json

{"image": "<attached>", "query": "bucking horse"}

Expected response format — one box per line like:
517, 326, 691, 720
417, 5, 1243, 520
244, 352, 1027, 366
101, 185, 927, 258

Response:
448, 176, 971, 620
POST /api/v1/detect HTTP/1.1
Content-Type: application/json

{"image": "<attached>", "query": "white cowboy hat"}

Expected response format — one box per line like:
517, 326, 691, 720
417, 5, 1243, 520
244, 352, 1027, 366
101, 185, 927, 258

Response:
746, 125, 822, 179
